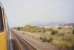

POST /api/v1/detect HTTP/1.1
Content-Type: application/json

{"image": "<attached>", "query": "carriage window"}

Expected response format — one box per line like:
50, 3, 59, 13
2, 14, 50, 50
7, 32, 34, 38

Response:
0, 7, 4, 32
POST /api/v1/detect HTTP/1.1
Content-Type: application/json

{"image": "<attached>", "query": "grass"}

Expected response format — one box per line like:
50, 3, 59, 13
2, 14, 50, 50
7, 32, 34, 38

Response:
16, 25, 74, 49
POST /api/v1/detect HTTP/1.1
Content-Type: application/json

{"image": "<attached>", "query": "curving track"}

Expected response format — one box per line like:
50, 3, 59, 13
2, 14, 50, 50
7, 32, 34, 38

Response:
11, 30, 36, 50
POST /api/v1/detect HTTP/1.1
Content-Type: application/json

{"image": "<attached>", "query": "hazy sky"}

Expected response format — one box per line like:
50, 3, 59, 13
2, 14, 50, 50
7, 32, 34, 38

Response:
1, 0, 74, 27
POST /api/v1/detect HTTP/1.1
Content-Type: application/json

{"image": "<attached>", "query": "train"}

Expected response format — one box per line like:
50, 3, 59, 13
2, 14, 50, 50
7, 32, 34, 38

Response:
0, 3, 9, 50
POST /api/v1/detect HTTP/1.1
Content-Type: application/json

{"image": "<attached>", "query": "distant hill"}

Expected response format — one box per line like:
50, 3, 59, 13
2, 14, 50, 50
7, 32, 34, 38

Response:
63, 23, 74, 26
31, 22, 74, 27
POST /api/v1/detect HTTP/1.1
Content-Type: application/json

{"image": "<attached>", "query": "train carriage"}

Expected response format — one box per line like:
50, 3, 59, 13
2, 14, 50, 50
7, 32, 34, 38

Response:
0, 3, 9, 50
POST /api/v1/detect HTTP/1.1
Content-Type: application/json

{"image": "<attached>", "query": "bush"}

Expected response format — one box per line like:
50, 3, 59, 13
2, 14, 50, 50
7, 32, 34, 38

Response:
72, 28, 74, 34
40, 37, 52, 42
51, 30, 58, 35
51, 34, 74, 49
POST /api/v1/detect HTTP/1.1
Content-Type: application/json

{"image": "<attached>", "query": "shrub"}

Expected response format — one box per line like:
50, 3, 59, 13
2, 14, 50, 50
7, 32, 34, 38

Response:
72, 28, 74, 34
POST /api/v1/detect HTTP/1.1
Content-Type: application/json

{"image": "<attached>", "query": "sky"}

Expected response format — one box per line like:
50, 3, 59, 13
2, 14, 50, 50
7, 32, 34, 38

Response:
0, 0, 74, 27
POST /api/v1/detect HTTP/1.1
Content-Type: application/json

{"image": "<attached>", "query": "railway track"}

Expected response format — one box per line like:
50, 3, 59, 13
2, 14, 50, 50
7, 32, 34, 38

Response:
11, 30, 61, 50
11, 30, 36, 50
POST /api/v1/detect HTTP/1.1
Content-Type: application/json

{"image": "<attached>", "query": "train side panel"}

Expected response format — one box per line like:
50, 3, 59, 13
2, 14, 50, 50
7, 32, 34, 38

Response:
0, 32, 7, 50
